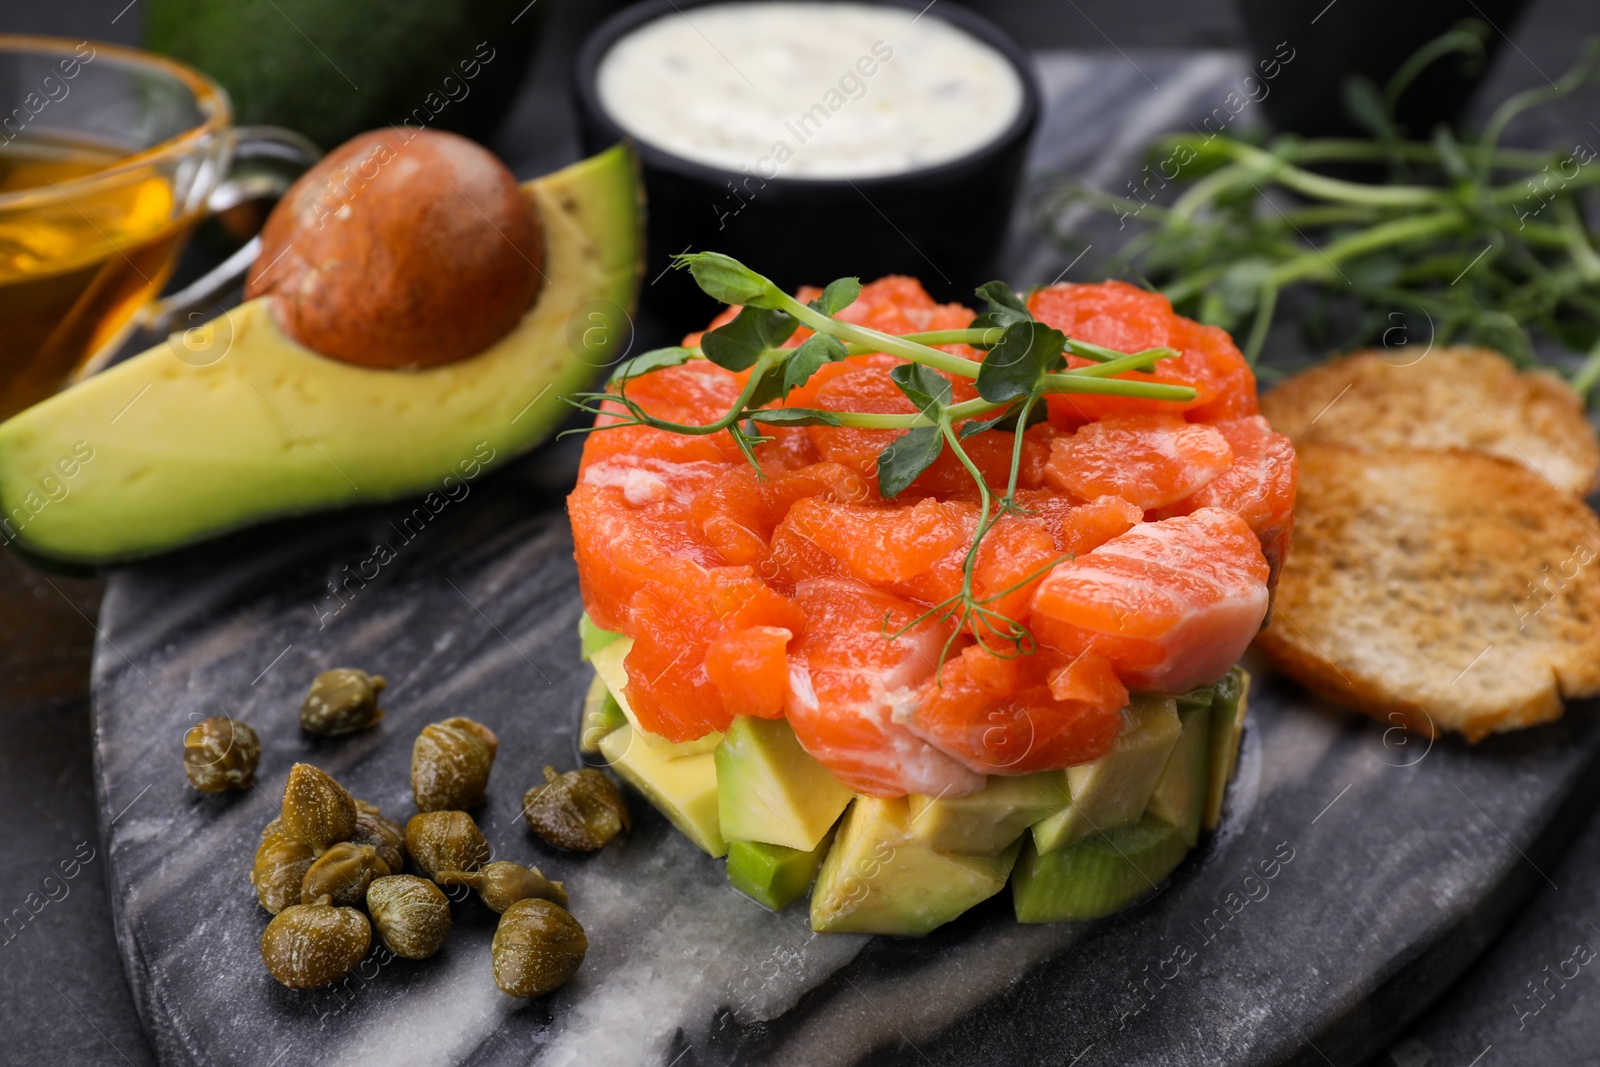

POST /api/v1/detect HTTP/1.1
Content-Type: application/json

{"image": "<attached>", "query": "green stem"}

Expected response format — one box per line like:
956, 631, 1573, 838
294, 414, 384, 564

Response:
611, 349, 784, 436
1242, 280, 1279, 364
1154, 133, 1563, 173
1268, 211, 1463, 286
775, 291, 983, 377
842, 327, 1003, 354
1067, 348, 1179, 377
1555, 196, 1600, 281
1042, 374, 1196, 400
1175, 141, 1448, 215
834, 397, 1001, 430
1571, 338, 1600, 399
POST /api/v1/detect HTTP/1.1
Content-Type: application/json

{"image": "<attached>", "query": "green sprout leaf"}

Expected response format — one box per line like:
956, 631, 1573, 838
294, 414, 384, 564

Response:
810, 277, 862, 316
782, 332, 848, 394
976, 320, 1067, 403
889, 361, 952, 415
608, 346, 693, 384
876, 425, 944, 498
676, 252, 783, 308
969, 280, 1032, 332
702, 306, 797, 371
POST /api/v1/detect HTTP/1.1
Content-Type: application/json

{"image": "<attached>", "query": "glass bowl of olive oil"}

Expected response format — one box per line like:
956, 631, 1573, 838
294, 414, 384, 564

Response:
0, 35, 235, 421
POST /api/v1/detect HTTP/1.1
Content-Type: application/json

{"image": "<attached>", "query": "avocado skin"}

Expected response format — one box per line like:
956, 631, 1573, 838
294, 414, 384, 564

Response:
144, 0, 542, 149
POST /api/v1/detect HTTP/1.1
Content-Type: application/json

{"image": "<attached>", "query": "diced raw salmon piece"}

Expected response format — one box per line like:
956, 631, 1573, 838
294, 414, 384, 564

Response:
1028, 281, 1257, 424
902, 644, 1127, 775
1044, 413, 1233, 509
1153, 415, 1298, 584
1030, 508, 1270, 693
786, 578, 985, 797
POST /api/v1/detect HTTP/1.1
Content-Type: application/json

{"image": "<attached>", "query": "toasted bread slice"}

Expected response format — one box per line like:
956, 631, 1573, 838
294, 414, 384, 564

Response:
1256, 444, 1600, 742
1261, 347, 1599, 496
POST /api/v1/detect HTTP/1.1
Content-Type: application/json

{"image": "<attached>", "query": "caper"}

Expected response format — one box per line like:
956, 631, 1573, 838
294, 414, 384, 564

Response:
348, 808, 407, 873
260, 897, 371, 989
299, 669, 386, 736
521, 766, 630, 851
411, 719, 497, 812
491, 898, 587, 997
405, 810, 491, 879
280, 763, 358, 851
367, 875, 452, 959
300, 842, 390, 908
435, 861, 568, 912
182, 716, 259, 793
251, 832, 318, 915
440, 717, 498, 760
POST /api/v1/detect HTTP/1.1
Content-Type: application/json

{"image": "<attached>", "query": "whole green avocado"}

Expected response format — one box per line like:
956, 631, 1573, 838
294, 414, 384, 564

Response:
144, 0, 543, 149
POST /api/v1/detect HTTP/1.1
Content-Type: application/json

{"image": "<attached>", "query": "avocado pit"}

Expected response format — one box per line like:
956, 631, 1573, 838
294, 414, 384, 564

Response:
246, 128, 545, 369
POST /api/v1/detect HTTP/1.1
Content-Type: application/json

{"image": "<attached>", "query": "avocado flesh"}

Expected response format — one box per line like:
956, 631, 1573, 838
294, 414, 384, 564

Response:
726, 828, 836, 911
1012, 815, 1192, 923
1031, 695, 1183, 854
716, 716, 854, 851
1146, 696, 1211, 848
906, 772, 1068, 857
589, 637, 723, 759
578, 671, 627, 755
599, 723, 725, 858
1202, 668, 1250, 832
0, 146, 642, 564
579, 612, 624, 662
810, 797, 1021, 935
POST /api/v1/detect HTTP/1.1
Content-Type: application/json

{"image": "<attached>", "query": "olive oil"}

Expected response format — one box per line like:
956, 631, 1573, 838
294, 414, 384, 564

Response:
0, 133, 195, 419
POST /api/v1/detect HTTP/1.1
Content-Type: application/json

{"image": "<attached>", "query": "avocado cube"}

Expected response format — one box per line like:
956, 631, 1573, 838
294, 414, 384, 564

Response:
578, 612, 624, 661
600, 724, 725, 857
1175, 682, 1216, 718
1031, 695, 1183, 854
1202, 668, 1251, 832
1145, 696, 1211, 848
1012, 816, 1192, 923
726, 829, 836, 911
578, 671, 628, 754
810, 797, 1021, 935
716, 717, 854, 851
590, 638, 722, 759
906, 772, 1069, 856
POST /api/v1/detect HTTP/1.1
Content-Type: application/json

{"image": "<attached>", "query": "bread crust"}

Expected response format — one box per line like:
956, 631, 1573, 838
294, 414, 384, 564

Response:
1255, 444, 1600, 742
1260, 347, 1599, 496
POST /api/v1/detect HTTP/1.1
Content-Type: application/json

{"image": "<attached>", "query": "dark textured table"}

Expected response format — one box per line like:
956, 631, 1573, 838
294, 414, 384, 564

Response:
5, 0, 1600, 1065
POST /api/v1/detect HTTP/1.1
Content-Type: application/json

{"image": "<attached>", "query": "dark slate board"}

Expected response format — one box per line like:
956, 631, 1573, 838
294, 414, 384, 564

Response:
89, 53, 1600, 1067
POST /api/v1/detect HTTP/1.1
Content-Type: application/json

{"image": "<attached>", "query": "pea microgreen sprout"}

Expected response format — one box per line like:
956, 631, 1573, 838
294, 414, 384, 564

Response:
563, 251, 1197, 666
1046, 26, 1600, 389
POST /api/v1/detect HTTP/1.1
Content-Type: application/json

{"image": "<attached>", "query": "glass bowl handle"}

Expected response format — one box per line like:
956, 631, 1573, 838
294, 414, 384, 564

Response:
143, 125, 321, 335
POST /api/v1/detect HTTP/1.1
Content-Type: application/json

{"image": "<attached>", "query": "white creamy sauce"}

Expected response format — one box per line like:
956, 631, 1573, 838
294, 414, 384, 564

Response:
596, 2, 1024, 179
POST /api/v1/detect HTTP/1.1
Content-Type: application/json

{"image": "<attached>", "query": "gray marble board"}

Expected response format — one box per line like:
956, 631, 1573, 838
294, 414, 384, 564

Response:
89, 435, 1600, 1067
88, 53, 1600, 1066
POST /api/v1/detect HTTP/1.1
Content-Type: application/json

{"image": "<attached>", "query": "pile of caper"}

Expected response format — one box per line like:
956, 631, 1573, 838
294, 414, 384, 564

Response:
196, 668, 610, 999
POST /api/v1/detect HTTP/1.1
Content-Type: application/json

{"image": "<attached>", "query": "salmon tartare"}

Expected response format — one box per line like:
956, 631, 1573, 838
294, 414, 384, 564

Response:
568, 259, 1294, 932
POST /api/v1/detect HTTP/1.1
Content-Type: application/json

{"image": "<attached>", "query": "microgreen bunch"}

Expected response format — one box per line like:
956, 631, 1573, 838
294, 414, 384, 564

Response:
566, 252, 1197, 665
1045, 26, 1600, 396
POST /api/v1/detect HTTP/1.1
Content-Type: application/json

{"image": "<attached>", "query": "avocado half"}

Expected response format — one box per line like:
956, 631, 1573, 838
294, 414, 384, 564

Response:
0, 145, 642, 565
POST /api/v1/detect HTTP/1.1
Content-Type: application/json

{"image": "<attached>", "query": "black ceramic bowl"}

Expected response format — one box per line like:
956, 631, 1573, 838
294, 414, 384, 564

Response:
574, 0, 1040, 335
